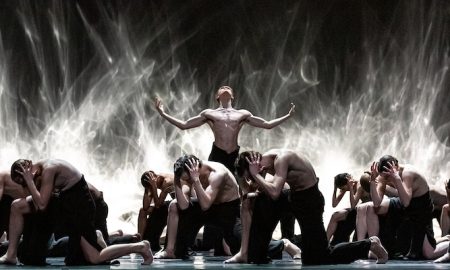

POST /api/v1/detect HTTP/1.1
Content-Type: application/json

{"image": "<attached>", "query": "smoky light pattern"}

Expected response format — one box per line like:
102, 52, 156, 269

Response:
0, 0, 448, 231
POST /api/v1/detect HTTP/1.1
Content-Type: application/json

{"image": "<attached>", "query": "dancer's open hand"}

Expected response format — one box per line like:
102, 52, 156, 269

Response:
15, 163, 33, 186
155, 97, 164, 115
245, 152, 263, 178
185, 158, 200, 183
288, 103, 295, 116
369, 162, 379, 182
380, 161, 400, 182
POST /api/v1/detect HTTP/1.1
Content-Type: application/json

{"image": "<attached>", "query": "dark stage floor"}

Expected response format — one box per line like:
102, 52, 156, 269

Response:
0, 253, 449, 270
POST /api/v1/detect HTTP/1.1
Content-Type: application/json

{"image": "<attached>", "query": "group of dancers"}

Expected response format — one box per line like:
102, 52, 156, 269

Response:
0, 86, 449, 266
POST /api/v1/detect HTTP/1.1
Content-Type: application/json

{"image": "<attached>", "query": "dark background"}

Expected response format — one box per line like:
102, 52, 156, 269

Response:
0, 0, 449, 166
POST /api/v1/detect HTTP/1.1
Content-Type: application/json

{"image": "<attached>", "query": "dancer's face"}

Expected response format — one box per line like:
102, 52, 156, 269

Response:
216, 87, 234, 102
12, 160, 32, 187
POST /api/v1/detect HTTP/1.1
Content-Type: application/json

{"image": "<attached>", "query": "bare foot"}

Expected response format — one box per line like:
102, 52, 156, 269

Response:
154, 249, 176, 259
140, 240, 153, 265
223, 251, 247, 264
96, 230, 108, 249
437, 235, 450, 244
0, 255, 17, 265
435, 253, 450, 263
282, 239, 301, 259
369, 236, 388, 264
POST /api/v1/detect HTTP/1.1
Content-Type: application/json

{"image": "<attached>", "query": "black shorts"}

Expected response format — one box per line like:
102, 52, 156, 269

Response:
207, 143, 239, 173
0, 195, 14, 233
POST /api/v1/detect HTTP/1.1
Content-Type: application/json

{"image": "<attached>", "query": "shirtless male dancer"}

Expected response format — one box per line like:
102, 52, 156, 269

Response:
369, 155, 448, 260
138, 170, 174, 251
156, 155, 241, 259
225, 150, 388, 265
0, 159, 153, 266
155, 86, 295, 172
327, 172, 371, 245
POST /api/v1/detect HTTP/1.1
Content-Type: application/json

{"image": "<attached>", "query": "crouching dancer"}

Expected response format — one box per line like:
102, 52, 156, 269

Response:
0, 159, 153, 266
225, 150, 388, 265
170, 155, 241, 259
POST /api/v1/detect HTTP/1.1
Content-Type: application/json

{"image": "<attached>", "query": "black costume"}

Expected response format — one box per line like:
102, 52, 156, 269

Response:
248, 183, 372, 265
57, 176, 103, 265
207, 143, 239, 173
330, 208, 357, 245
203, 143, 240, 254
0, 195, 13, 235
143, 200, 171, 252
404, 191, 436, 259
93, 191, 109, 245
377, 197, 407, 257
174, 199, 241, 259
247, 189, 292, 263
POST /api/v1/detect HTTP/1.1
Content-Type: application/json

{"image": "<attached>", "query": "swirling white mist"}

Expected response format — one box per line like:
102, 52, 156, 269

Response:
0, 1, 448, 232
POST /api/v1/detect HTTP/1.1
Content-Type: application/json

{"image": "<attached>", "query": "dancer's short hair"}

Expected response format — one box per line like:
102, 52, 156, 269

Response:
235, 151, 260, 177
378, 155, 398, 173
141, 170, 156, 188
11, 159, 31, 185
334, 173, 350, 188
174, 154, 202, 180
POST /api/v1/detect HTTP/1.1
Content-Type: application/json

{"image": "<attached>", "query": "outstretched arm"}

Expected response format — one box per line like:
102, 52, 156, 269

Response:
155, 98, 207, 130
245, 103, 295, 129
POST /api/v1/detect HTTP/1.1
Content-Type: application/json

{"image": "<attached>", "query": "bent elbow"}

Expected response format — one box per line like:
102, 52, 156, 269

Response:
402, 200, 410, 208
37, 203, 48, 211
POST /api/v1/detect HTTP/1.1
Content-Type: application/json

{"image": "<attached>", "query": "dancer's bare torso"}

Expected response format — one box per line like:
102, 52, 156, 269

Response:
36, 159, 83, 192
201, 108, 252, 153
